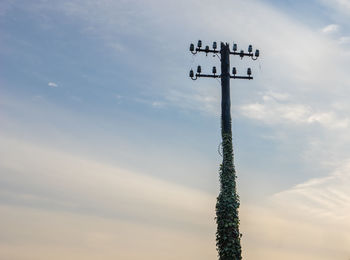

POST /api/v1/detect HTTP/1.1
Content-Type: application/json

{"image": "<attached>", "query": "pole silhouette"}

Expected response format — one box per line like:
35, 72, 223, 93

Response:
189, 41, 260, 259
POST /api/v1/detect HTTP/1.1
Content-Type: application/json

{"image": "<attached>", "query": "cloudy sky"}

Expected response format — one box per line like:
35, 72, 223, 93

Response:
1, 0, 350, 259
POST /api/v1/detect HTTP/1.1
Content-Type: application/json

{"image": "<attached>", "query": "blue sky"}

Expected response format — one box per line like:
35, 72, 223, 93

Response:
1, 0, 350, 259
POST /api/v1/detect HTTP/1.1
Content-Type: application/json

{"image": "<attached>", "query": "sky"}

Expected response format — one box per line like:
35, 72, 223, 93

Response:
1, 0, 350, 259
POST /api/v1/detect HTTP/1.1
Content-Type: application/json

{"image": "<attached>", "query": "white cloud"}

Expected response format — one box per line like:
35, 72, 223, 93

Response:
48, 82, 58, 88
240, 92, 349, 129
322, 24, 339, 34
338, 36, 350, 44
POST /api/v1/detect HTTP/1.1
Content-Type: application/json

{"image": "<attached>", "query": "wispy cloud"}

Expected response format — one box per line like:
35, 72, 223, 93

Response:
322, 24, 339, 34
338, 36, 350, 44
0, 135, 216, 259
48, 82, 58, 88
271, 160, 350, 221
0, 135, 214, 228
240, 158, 350, 260
239, 92, 350, 129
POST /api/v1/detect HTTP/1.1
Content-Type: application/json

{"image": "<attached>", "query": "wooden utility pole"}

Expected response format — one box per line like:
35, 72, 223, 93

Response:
189, 41, 260, 260
220, 42, 232, 135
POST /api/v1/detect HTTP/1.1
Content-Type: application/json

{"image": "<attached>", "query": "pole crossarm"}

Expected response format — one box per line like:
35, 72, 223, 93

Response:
191, 47, 257, 59
229, 51, 253, 56
191, 47, 220, 55
231, 75, 253, 80
190, 74, 253, 80
195, 74, 220, 78
190, 40, 260, 60
189, 40, 259, 81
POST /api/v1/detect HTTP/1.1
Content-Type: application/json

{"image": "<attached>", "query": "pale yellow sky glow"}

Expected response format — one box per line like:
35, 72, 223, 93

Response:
1, 135, 350, 259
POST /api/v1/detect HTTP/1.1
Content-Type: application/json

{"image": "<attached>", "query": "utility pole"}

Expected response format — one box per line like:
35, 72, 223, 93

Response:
189, 41, 260, 260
